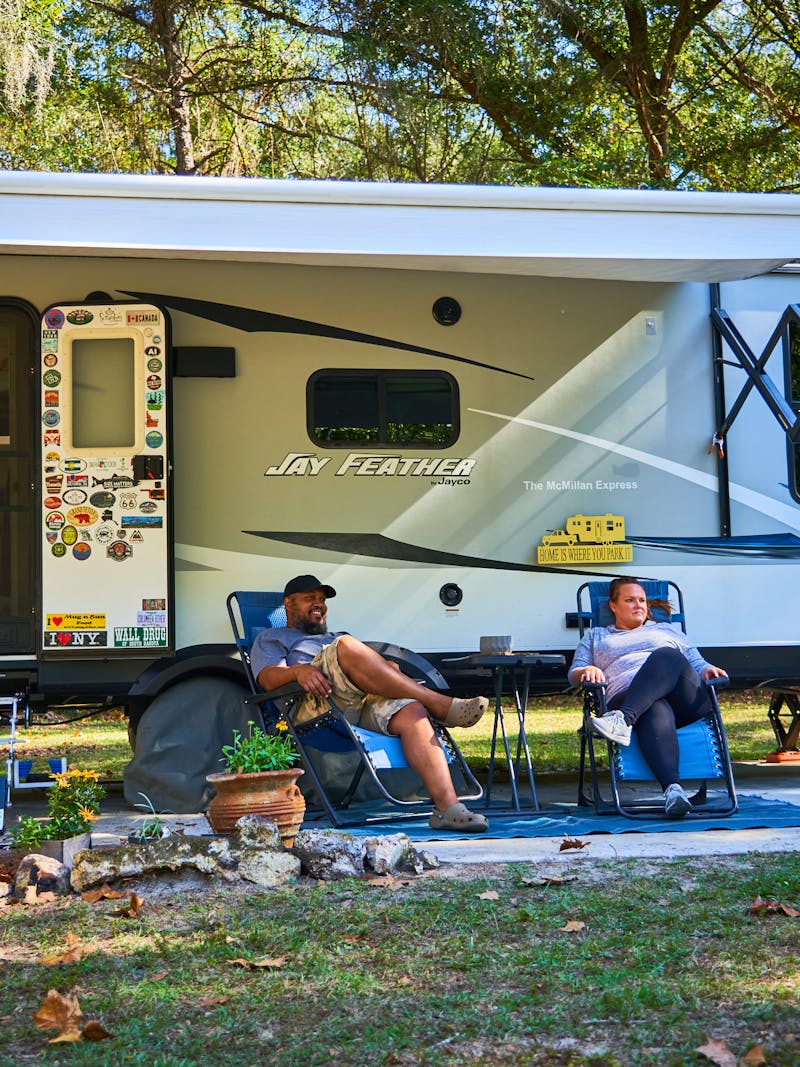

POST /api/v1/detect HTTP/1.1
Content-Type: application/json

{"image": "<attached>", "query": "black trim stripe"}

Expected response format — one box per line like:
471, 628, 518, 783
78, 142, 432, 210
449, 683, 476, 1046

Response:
124, 291, 535, 382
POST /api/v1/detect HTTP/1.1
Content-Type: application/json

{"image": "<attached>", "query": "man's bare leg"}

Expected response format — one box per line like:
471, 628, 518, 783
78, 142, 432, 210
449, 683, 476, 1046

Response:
387, 702, 457, 811
336, 635, 460, 721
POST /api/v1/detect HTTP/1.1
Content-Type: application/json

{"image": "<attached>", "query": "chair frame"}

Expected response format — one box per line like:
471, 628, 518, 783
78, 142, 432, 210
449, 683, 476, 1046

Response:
575, 580, 738, 819
226, 591, 482, 827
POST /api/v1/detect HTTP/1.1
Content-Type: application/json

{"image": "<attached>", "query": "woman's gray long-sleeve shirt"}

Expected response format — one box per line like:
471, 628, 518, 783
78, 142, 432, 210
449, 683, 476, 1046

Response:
570, 621, 711, 702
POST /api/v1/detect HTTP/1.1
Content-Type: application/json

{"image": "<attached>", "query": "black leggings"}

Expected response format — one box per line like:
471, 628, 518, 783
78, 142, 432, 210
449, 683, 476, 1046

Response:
608, 646, 712, 789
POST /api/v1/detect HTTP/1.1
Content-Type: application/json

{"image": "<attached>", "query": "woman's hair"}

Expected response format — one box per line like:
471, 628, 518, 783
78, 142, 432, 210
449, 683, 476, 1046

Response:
607, 577, 672, 619
608, 576, 643, 601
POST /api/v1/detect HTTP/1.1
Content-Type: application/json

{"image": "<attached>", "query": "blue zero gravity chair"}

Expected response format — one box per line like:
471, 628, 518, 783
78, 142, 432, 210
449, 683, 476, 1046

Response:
226, 591, 483, 827
574, 580, 737, 818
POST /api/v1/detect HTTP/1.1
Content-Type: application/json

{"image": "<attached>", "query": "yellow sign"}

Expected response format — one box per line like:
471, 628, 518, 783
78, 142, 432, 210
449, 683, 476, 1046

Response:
46, 613, 107, 630
536, 513, 633, 565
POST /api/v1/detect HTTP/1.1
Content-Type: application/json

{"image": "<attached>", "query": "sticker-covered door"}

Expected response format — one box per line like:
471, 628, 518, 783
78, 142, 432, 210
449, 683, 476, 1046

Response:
40, 302, 172, 655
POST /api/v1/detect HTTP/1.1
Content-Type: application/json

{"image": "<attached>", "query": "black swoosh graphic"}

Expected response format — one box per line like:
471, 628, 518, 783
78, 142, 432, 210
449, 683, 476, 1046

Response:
124, 291, 535, 382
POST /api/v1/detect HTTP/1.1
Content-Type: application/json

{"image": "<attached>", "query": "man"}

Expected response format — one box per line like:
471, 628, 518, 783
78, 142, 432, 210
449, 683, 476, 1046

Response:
251, 574, 489, 832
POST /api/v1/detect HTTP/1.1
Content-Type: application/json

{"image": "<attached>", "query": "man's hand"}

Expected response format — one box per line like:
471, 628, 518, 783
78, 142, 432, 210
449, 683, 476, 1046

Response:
701, 665, 728, 681
293, 663, 332, 697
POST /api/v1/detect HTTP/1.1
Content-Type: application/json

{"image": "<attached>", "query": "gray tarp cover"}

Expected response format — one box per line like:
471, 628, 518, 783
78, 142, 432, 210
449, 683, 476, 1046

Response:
123, 676, 252, 813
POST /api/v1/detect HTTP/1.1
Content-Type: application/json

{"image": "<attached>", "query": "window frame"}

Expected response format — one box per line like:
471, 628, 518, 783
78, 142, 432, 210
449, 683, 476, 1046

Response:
784, 321, 800, 502
306, 368, 460, 449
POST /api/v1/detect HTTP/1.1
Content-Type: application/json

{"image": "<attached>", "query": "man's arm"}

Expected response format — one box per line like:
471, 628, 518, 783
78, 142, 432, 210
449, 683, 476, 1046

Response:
257, 662, 332, 698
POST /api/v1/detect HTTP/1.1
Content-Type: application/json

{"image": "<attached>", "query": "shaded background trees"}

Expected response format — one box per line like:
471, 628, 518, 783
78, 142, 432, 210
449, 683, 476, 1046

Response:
2, 0, 800, 187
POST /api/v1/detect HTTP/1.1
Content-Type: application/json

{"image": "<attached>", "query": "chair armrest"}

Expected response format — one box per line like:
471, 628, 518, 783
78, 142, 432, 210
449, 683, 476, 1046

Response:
704, 677, 729, 691
244, 683, 303, 704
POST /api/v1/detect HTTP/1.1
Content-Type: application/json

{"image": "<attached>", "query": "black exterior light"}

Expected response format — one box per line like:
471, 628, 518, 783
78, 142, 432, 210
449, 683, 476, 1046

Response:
439, 582, 463, 607
432, 296, 461, 326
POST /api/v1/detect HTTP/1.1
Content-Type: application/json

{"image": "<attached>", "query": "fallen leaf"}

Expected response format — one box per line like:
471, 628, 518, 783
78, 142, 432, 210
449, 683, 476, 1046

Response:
396, 977, 413, 986
749, 896, 800, 916
110, 892, 144, 918
341, 933, 365, 943
34, 989, 83, 1041
559, 920, 586, 932
81, 1020, 113, 1042
228, 956, 288, 969
198, 995, 231, 1008
696, 1037, 737, 1067
35, 891, 58, 905
82, 884, 128, 903
365, 874, 409, 890
151, 969, 170, 981
40, 933, 85, 966
478, 890, 500, 901
741, 1045, 767, 1065
559, 837, 591, 851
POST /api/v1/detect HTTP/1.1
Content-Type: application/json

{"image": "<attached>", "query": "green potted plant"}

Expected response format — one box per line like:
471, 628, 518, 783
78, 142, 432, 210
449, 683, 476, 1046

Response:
205, 722, 305, 846
9, 768, 104, 866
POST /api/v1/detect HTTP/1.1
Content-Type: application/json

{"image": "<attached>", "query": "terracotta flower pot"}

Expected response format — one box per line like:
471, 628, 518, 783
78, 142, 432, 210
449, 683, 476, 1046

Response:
205, 768, 305, 847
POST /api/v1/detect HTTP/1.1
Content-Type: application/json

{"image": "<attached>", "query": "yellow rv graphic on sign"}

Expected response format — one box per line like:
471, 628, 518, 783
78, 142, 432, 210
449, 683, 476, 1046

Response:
537, 513, 633, 564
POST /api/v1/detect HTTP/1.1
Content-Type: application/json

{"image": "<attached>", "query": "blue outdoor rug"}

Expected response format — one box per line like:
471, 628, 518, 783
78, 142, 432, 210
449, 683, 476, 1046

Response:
305, 794, 800, 841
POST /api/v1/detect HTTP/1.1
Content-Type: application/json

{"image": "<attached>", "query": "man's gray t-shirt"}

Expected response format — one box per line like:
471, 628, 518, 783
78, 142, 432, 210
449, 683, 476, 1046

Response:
250, 627, 348, 681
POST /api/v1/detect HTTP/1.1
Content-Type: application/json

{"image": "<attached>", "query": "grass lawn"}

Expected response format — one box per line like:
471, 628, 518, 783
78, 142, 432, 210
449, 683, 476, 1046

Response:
5, 690, 780, 784
2, 855, 800, 1065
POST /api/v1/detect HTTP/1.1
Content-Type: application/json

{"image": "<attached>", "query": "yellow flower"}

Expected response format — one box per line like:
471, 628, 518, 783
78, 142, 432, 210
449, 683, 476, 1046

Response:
275, 719, 289, 732
78, 807, 98, 823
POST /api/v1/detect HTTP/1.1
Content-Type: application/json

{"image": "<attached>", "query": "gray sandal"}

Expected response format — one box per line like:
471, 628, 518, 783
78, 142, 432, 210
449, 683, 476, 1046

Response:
444, 696, 489, 728
429, 801, 489, 833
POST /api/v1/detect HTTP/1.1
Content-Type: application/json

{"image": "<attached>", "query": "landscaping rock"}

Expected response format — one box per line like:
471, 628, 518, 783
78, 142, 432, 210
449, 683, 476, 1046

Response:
364, 833, 413, 874
291, 828, 366, 880
70, 817, 299, 892
14, 853, 71, 897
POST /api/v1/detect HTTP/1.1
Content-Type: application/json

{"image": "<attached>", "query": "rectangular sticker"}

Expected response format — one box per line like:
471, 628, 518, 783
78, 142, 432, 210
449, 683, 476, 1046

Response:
137, 612, 167, 626
113, 626, 168, 648
46, 613, 107, 631
43, 631, 107, 647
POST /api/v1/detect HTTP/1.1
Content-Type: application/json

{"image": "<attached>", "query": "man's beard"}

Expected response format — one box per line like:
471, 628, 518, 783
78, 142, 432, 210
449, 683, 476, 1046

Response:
298, 619, 328, 635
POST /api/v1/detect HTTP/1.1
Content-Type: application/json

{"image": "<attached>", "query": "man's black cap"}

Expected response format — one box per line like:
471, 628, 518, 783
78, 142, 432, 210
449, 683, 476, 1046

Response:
283, 574, 336, 599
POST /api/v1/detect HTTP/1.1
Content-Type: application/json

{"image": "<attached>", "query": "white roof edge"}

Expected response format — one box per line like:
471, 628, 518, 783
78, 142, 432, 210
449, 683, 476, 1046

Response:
3, 169, 800, 217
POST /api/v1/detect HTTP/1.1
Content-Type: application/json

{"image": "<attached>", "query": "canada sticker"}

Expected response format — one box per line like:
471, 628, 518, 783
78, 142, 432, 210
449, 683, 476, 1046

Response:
128, 311, 160, 325
66, 505, 99, 527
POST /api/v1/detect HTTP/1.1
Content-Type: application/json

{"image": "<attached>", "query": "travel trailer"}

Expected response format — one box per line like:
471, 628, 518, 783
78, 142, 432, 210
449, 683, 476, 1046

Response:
2, 172, 800, 726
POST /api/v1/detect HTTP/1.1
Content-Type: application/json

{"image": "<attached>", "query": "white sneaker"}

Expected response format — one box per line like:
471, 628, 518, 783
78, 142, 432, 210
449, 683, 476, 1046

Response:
664, 783, 692, 817
590, 710, 632, 746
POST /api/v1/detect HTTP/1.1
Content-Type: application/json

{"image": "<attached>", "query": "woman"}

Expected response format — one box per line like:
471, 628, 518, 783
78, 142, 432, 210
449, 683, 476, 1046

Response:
569, 577, 728, 816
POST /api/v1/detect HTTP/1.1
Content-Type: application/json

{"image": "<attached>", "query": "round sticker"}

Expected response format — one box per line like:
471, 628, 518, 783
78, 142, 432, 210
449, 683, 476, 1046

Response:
62, 489, 87, 505
146, 374, 162, 389
66, 505, 99, 527
89, 491, 116, 508
43, 369, 61, 387
45, 511, 65, 530
147, 358, 162, 373
51, 542, 67, 557
94, 523, 116, 545
60, 458, 87, 473
43, 353, 58, 367
43, 496, 61, 510
145, 430, 163, 449
60, 525, 78, 546
67, 308, 93, 325
42, 410, 60, 426
107, 540, 132, 561
145, 345, 161, 357
153, 335, 162, 344
72, 542, 91, 560
45, 451, 60, 461
45, 309, 65, 329
139, 500, 157, 513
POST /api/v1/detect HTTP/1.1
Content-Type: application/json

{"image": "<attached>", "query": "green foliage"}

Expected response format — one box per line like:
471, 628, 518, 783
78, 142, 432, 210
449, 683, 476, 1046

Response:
220, 721, 300, 774
9, 767, 104, 848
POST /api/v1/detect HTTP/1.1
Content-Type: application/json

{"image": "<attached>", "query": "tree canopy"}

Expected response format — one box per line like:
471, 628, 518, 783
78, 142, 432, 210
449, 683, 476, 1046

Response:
1, 0, 799, 188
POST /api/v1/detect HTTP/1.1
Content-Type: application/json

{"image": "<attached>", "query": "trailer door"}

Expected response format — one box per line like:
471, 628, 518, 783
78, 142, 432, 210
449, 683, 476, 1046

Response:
0, 302, 37, 655
39, 302, 173, 657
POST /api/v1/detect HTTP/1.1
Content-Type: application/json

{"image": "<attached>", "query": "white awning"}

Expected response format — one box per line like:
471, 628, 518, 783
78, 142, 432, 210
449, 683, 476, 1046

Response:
0, 171, 798, 282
